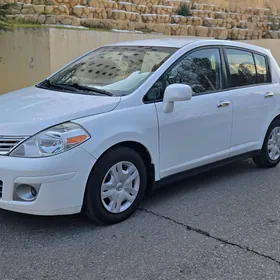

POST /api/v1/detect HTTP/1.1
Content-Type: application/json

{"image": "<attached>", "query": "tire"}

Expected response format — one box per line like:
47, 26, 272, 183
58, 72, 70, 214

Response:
253, 119, 280, 168
83, 147, 147, 225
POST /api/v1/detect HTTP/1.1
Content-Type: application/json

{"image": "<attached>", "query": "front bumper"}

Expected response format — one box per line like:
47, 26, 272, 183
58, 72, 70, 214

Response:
0, 147, 96, 215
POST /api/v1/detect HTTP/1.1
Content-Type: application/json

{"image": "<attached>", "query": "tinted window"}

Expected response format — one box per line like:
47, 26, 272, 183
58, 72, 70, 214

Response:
145, 48, 222, 101
225, 48, 257, 88
254, 53, 271, 84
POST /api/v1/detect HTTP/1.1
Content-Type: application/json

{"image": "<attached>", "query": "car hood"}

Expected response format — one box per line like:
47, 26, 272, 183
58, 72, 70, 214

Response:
0, 86, 121, 135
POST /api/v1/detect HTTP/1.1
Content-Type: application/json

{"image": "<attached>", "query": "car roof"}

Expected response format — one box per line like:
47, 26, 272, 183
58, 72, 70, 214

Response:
107, 37, 204, 48
106, 37, 270, 54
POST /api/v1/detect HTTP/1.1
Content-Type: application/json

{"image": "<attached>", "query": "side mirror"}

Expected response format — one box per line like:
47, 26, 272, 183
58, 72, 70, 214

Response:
163, 84, 193, 113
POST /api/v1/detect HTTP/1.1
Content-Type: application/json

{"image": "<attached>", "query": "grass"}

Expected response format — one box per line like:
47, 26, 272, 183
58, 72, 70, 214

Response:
10, 22, 42, 28
2, 17, 153, 34
1, 20, 112, 32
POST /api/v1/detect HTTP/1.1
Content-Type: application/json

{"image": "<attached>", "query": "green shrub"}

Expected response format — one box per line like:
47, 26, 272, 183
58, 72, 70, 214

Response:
176, 3, 191, 17
268, 15, 280, 31
0, 3, 13, 32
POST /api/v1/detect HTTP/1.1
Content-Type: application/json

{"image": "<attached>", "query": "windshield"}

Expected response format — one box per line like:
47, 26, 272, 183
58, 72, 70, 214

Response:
46, 45, 177, 96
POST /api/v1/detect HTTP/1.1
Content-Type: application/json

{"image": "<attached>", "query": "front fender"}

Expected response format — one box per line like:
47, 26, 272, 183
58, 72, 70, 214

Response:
76, 103, 160, 181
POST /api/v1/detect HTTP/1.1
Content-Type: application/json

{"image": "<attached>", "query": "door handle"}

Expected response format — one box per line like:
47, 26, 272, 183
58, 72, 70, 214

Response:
265, 92, 274, 98
217, 101, 230, 108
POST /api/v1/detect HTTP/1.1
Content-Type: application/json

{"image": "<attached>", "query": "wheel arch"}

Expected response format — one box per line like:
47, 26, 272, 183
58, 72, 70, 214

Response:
271, 114, 280, 123
261, 114, 280, 147
89, 141, 156, 196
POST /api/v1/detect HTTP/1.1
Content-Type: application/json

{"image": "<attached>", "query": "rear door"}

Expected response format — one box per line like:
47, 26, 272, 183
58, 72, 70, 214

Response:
224, 47, 277, 156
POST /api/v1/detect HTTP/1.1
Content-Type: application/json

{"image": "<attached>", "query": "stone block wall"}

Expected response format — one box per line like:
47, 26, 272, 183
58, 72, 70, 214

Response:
2, 0, 280, 39
194, 0, 280, 12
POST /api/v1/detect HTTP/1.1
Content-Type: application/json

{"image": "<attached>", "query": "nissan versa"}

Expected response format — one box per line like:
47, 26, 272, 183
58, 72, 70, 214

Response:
1, 38, 280, 224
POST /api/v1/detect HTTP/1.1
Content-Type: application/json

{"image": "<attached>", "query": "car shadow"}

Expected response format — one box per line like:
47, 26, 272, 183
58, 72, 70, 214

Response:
0, 159, 259, 232
142, 158, 259, 208
0, 209, 95, 230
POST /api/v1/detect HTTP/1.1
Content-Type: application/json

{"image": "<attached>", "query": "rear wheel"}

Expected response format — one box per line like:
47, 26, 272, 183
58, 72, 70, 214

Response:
83, 147, 147, 224
253, 120, 280, 168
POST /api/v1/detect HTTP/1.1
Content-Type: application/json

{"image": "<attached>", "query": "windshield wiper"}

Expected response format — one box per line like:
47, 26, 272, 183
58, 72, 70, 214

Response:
70, 83, 113, 96
38, 80, 113, 96
38, 79, 77, 92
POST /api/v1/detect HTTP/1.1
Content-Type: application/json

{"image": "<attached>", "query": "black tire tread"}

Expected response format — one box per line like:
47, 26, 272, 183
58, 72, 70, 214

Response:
253, 119, 280, 168
83, 146, 147, 225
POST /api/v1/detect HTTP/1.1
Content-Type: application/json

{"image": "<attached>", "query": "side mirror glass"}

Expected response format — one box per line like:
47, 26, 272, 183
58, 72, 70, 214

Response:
163, 84, 193, 113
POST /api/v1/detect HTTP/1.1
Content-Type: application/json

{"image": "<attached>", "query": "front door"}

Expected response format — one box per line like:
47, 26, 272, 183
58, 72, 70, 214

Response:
145, 47, 233, 178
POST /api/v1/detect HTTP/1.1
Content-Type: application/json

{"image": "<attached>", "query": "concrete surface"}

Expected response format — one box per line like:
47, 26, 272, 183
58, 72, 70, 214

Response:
2, 27, 280, 94
0, 28, 167, 94
1, 158, 280, 279
0, 28, 51, 94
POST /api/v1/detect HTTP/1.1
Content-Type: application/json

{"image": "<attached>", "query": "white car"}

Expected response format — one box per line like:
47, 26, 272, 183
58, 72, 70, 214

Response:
1, 38, 280, 224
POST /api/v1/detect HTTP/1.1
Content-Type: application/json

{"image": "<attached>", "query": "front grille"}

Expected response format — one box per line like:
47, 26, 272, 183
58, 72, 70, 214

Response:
0, 180, 3, 198
0, 137, 26, 156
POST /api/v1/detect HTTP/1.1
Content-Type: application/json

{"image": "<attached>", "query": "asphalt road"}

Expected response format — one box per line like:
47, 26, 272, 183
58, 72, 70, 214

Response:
2, 159, 280, 280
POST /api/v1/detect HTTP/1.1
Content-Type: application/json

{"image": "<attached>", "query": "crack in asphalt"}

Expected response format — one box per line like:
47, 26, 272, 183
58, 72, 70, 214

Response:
139, 208, 280, 265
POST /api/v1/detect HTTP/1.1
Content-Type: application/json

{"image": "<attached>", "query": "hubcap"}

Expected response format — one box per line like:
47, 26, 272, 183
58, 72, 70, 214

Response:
268, 127, 280, 161
101, 161, 140, 214
116, 183, 123, 191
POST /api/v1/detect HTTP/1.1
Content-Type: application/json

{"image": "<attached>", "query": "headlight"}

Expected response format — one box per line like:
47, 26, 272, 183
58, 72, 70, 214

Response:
9, 122, 90, 158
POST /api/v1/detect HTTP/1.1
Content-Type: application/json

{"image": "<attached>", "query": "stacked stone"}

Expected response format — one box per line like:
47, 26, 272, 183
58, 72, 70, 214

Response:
3, 0, 279, 40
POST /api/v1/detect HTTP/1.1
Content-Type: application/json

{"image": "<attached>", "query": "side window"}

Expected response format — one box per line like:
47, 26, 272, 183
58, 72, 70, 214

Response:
225, 48, 257, 88
254, 53, 271, 84
144, 48, 222, 102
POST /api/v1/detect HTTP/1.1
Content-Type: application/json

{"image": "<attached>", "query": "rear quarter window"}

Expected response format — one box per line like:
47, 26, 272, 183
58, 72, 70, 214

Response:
253, 53, 271, 84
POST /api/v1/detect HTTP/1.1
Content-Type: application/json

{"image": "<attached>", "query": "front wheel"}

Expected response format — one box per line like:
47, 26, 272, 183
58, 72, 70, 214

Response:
253, 119, 280, 168
83, 147, 147, 224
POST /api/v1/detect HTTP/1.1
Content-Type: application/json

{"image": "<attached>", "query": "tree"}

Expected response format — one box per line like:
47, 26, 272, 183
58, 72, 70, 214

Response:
0, 3, 12, 32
